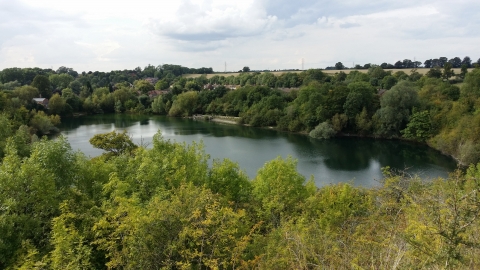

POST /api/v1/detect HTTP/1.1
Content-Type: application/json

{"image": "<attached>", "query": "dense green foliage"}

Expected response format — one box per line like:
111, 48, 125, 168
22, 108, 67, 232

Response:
0, 130, 480, 269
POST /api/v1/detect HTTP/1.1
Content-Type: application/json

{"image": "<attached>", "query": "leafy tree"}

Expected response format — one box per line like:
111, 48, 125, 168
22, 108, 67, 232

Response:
0, 68, 24, 84
151, 96, 167, 114
401, 110, 432, 141
0, 114, 13, 158
69, 80, 82, 94
114, 99, 123, 113
402, 59, 414, 68
394, 61, 404, 69
141, 64, 156, 78
49, 74, 74, 90
448, 57, 462, 68
112, 87, 134, 104
345, 70, 370, 83
134, 80, 154, 94
309, 121, 336, 139
184, 80, 201, 91
89, 130, 137, 156
438, 57, 448, 67
335, 62, 345, 70
460, 64, 469, 79
355, 107, 372, 135
0, 80, 21, 91
403, 167, 480, 268
424, 59, 432, 68
442, 62, 455, 80
56, 66, 78, 77
29, 110, 60, 135
393, 70, 408, 80
252, 156, 310, 227
331, 113, 348, 132
381, 75, 397, 89
0, 141, 57, 267
243, 66, 251, 72
208, 159, 252, 205
426, 68, 442, 79
462, 56, 472, 68
343, 82, 376, 120
13, 85, 39, 105
462, 68, 480, 97
61, 88, 82, 112
368, 66, 387, 81
169, 91, 198, 117
154, 79, 169, 90
49, 209, 93, 269
375, 81, 418, 136
32, 75, 52, 98
48, 93, 67, 115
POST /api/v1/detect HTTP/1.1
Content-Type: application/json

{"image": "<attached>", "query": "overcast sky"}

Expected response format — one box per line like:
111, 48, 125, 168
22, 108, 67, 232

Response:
1, 0, 479, 72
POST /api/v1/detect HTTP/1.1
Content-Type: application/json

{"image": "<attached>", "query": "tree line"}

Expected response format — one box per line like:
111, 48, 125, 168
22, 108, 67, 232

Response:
332, 56, 479, 70
1, 61, 480, 165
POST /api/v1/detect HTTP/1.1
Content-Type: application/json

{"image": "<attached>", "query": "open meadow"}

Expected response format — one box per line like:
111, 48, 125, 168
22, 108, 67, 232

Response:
183, 68, 472, 79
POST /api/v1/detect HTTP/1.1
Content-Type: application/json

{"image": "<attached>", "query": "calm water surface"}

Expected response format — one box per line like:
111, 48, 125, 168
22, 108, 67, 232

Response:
59, 114, 458, 187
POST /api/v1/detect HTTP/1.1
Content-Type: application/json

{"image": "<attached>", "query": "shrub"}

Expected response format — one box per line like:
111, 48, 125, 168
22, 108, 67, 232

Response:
309, 121, 336, 139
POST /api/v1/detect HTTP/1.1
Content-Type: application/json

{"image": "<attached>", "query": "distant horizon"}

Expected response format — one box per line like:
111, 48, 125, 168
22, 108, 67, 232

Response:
1, 61, 477, 75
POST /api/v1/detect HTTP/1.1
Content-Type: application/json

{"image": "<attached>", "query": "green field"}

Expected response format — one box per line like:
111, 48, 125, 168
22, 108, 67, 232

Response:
183, 68, 472, 79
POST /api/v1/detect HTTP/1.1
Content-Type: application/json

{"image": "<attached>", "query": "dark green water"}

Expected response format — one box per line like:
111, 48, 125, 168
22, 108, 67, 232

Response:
59, 114, 458, 187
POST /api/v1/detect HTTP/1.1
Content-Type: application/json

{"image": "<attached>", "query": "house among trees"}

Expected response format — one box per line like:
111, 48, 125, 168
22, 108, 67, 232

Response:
144, 77, 159, 85
33, 98, 49, 108
148, 90, 169, 98
225, 85, 238, 90
203, 84, 239, 90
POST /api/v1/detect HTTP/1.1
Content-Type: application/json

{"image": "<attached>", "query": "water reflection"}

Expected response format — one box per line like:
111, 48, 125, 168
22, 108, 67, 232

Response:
59, 114, 458, 187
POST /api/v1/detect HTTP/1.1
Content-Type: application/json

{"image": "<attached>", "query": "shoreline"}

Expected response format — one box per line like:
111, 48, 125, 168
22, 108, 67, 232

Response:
189, 114, 463, 167
81, 112, 463, 167
191, 114, 240, 125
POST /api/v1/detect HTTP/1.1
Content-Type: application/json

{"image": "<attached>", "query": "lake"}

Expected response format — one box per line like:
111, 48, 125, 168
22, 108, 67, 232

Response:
59, 114, 458, 187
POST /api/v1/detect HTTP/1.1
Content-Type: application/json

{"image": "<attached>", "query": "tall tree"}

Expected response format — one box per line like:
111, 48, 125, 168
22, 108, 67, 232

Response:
448, 57, 462, 68
375, 80, 418, 136
48, 93, 67, 115
0, 67, 24, 84
252, 156, 311, 227
31, 75, 52, 98
335, 62, 345, 70
89, 130, 137, 157
343, 82, 376, 120
438, 57, 448, 67
13, 85, 39, 105
402, 59, 413, 68
462, 56, 472, 68
442, 62, 455, 80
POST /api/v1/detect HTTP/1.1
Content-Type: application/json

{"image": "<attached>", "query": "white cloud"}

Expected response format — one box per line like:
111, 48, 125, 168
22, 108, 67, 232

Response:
147, 0, 278, 42
0, 0, 479, 72
75, 41, 121, 62
0, 46, 36, 67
